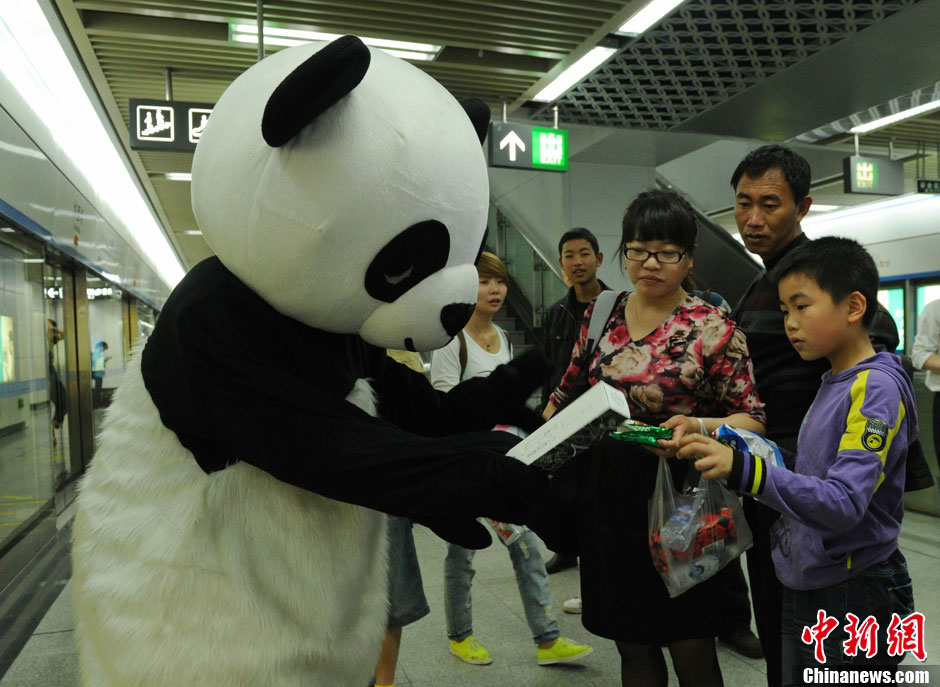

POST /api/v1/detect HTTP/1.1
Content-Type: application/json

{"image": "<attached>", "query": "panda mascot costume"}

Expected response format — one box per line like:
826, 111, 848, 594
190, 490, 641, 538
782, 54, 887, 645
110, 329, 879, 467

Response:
71, 36, 560, 687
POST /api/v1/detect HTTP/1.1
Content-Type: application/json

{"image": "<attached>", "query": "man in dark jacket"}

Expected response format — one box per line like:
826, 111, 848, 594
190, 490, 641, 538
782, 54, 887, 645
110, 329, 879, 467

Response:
540, 227, 609, 575
541, 228, 610, 410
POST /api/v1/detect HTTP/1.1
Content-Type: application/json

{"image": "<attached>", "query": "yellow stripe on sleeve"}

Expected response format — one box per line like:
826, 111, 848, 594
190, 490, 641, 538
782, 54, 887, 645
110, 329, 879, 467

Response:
837, 370, 905, 493
750, 455, 763, 495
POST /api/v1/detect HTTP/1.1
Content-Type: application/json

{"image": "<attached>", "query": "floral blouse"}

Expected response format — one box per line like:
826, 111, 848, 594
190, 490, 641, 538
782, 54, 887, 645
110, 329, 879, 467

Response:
550, 292, 765, 425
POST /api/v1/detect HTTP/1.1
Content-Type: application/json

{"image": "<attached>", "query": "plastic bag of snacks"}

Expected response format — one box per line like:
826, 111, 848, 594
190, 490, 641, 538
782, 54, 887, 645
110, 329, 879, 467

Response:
479, 518, 527, 546
714, 425, 787, 469
647, 457, 753, 598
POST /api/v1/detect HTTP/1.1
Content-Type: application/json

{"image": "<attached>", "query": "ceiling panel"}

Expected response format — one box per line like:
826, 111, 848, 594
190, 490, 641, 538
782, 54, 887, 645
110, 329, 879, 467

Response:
53, 0, 940, 272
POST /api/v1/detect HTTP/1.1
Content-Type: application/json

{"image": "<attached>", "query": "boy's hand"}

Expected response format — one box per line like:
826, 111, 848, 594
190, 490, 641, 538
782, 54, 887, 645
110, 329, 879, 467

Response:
677, 434, 734, 480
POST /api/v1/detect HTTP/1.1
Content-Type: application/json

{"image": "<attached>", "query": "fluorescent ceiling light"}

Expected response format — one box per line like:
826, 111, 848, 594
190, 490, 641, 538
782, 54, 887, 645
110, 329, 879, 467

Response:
0, 3, 184, 288
849, 98, 940, 134
164, 172, 192, 181
618, 0, 686, 36
532, 46, 618, 103
229, 24, 442, 61
808, 204, 840, 212
802, 193, 933, 226
180, 230, 203, 235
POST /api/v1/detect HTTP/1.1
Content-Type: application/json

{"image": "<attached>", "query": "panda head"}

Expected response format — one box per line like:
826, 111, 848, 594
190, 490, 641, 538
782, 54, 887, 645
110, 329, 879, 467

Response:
191, 36, 490, 352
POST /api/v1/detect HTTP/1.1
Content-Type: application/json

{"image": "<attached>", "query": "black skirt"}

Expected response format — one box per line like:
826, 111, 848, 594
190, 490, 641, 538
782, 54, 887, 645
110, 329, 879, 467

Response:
573, 436, 737, 643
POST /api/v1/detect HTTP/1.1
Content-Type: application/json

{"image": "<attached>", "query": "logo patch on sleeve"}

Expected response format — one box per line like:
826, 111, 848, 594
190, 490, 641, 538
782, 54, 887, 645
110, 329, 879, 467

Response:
862, 419, 889, 452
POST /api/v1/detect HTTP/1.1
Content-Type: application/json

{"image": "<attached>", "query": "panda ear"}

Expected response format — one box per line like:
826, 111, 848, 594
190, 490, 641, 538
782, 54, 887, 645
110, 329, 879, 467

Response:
262, 35, 371, 147
459, 98, 491, 145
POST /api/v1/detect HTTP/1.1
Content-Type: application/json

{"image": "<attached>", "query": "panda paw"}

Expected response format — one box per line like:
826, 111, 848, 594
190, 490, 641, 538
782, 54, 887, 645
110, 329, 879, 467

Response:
422, 517, 493, 549
506, 348, 552, 388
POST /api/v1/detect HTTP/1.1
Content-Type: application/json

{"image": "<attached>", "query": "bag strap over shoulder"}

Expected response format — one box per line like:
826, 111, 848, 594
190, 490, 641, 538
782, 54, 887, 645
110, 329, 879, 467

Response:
499, 327, 514, 359
584, 290, 619, 358
457, 330, 468, 378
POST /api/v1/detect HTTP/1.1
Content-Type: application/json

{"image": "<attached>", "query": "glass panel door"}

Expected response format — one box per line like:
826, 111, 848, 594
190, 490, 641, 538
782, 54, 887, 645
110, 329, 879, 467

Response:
0, 236, 66, 547
877, 285, 904, 352
44, 264, 71, 490
85, 271, 124, 438
915, 283, 940, 319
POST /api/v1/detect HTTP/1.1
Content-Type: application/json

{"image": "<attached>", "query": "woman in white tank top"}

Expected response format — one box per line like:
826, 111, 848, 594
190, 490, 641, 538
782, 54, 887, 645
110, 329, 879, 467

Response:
429, 252, 593, 668
430, 254, 511, 386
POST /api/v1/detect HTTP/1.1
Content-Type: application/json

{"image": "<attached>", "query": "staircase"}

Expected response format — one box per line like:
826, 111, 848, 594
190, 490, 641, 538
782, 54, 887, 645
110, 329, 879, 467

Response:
494, 311, 534, 357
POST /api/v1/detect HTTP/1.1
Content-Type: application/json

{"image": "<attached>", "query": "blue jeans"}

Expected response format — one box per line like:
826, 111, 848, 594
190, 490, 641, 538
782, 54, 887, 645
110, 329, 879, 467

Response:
444, 529, 559, 644
386, 516, 430, 629
781, 549, 914, 686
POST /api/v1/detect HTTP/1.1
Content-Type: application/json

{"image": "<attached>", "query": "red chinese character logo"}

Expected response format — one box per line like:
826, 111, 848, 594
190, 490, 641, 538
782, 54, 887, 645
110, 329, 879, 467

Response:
887, 612, 926, 662
802, 610, 840, 663
843, 613, 879, 658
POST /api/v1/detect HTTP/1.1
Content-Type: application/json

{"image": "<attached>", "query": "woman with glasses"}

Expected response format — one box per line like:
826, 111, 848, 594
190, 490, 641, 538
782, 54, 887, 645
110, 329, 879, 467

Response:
542, 189, 766, 687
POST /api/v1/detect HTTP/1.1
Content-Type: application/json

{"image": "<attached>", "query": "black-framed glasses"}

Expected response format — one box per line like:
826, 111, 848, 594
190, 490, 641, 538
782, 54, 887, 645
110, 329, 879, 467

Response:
624, 247, 686, 264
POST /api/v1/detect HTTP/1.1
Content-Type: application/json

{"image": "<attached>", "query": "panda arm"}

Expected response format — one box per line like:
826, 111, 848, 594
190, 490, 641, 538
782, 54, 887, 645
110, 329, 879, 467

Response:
274, 399, 576, 552
376, 348, 548, 436
142, 327, 548, 548
140, 260, 564, 547
166, 360, 554, 547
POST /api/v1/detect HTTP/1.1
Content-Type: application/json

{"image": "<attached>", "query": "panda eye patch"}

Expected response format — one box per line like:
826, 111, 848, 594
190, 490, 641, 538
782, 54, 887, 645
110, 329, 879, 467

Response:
365, 220, 450, 303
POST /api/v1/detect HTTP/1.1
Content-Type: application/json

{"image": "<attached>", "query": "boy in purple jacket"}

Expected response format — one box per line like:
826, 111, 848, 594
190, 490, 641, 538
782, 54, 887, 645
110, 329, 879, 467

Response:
679, 237, 917, 683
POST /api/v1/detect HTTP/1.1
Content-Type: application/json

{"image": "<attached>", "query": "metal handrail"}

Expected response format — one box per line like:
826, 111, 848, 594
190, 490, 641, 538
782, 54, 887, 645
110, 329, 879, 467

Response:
486, 205, 567, 342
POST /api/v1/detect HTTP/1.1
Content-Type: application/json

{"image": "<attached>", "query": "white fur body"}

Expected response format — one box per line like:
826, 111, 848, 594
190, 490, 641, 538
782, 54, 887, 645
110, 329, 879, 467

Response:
72, 356, 388, 686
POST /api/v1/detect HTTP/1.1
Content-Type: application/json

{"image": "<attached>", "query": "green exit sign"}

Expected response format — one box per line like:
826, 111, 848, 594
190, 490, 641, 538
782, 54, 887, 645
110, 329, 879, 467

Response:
488, 122, 569, 172
843, 155, 904, 195
855, 160, 878, 189
917, 179, 940, 194
532, 127, 568, 170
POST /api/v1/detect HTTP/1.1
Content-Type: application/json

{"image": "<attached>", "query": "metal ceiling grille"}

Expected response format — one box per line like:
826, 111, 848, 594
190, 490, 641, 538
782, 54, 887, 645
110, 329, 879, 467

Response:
74, 0, 626, 113
54, 0, 939, 271
62, 0, 628, 269
539, 0, 921, 129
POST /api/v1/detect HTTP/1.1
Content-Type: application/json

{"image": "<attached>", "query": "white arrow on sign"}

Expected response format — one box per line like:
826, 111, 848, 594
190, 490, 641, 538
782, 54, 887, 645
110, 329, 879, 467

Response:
499, 130, 526, 161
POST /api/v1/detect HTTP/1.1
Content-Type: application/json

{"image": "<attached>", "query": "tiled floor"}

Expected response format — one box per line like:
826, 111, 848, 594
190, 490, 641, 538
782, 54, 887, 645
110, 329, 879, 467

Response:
2, 510, 938, 687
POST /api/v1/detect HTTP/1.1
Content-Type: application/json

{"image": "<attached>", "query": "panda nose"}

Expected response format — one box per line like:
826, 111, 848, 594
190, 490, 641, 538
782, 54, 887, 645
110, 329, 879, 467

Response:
440, 303, 475, 337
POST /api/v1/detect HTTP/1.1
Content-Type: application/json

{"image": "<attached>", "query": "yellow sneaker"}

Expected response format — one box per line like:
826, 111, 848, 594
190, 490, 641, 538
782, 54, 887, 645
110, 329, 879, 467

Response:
537, 637, 593, 665
449, 636, 493, 665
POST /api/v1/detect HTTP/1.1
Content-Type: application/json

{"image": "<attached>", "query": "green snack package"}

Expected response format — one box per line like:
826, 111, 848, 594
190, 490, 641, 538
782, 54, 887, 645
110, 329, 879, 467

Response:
610, 421, 673, 446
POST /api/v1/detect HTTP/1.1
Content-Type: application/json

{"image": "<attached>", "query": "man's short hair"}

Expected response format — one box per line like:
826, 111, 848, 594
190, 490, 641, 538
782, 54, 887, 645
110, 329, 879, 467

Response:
558, 227, 600, 257
730, 144, 812, 204
770, 236, 879, 329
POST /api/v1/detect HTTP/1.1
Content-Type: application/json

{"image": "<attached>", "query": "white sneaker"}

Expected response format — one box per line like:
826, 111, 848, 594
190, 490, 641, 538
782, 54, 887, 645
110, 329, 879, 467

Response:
562, 595, 581, 614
